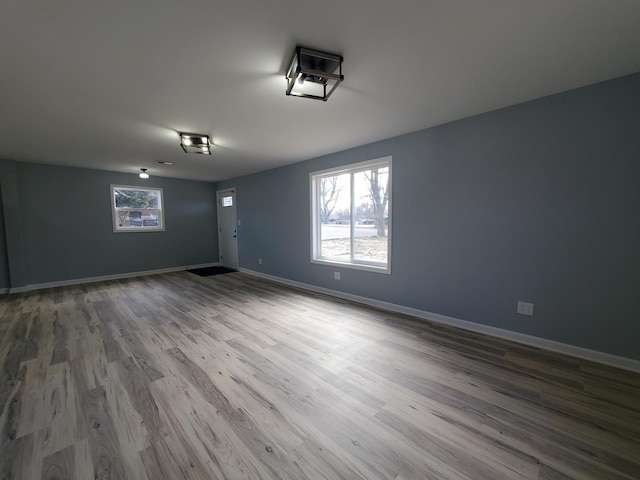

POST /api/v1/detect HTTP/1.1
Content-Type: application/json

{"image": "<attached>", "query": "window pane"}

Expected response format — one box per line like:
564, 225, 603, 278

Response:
112, 185, 164, 232
310, 156, 391, 273
319, 173, 350, 260
222, 196, 233, 207
114, 189, 159, 209
353, 166, 389, 264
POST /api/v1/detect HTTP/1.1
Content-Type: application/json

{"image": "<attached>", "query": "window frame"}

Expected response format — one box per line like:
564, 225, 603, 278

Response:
111, 184, 165, 233
310, 156, 392, 274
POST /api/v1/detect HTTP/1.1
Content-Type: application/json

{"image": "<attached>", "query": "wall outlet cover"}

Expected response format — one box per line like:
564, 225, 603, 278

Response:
517, 301, 534, 316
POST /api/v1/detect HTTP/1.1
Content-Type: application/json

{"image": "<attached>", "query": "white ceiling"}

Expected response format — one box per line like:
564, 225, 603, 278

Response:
1, 0, 640, 182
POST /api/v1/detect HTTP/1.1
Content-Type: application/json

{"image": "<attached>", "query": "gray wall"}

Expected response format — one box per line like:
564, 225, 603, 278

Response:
218, 73, 640, 360
0, 184, 10, 289
0, 161, 219, 287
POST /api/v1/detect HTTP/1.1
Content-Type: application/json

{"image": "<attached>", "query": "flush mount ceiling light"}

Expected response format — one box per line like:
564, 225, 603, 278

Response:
180, 133, 211, 154
139, 168, 149, 179
286, 46, 344, 101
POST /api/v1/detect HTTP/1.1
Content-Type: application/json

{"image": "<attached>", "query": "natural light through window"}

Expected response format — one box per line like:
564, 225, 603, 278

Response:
310, 156, 391, 273
111, 185, 165, 232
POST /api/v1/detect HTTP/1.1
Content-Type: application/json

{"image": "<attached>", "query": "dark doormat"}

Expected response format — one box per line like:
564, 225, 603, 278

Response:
188, 266, 237, 277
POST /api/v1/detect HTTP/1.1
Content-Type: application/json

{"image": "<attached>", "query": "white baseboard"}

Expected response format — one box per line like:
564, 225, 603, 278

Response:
239, 268, 640, 374
7, 262, 219, 294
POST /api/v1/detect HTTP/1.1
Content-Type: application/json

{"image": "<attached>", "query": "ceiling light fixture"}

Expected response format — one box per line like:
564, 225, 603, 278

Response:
286, 46, 344, 101
180, 133, 211, 154
139, 168, 149, 179
155, 160, 174, 165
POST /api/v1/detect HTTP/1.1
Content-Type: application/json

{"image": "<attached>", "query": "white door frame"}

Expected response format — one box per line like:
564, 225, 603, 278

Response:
216, 188, 239, 269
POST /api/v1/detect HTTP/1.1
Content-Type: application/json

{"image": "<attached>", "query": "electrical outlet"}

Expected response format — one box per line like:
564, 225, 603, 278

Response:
334, 272, 341, 280
258, 258, 262, 265
517, 301, 534, 316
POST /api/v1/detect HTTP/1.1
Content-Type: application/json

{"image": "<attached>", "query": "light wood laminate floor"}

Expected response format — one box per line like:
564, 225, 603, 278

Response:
1, 271, 639, 479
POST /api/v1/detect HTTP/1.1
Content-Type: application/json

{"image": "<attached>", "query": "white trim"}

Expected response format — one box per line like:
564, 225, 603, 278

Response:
111, 184, 165, 233
310, 258, 391, 274
238, 268, 640, 373
310, 156, 392, 274
216, 187, 239, 269
7, 262, 218, 294
310, 156, 392, 177
8, 286, 29, 293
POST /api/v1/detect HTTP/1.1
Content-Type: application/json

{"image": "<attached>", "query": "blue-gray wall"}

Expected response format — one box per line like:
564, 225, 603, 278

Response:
0, 161, 219, 288
218, 73, 640, 360
0, 184, 10, 289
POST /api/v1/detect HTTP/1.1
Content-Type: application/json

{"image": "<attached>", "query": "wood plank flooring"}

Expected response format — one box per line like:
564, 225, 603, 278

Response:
1, 271, 639, 479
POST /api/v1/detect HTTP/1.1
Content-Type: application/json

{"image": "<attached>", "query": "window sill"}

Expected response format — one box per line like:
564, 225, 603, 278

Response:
311, 258, 391, 275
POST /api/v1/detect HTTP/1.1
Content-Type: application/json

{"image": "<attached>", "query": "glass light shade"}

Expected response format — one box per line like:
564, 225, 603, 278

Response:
180, 133, 211, 154
286, 47, 344, 101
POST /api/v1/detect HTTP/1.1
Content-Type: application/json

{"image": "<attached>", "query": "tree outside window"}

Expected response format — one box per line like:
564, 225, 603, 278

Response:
311, 157, 391, 273
111, 185, 165, 232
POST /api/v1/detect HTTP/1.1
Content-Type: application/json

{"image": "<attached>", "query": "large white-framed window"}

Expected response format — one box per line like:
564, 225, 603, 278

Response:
111, 185, 165, 232
310, 156, 392, 273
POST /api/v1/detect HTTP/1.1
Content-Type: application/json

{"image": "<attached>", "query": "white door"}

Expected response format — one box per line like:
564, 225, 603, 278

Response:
216, 188, 239, 269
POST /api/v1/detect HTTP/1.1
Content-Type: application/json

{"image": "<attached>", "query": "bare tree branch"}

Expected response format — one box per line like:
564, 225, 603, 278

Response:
320, 177, 342, 223
364, 168, 389, 236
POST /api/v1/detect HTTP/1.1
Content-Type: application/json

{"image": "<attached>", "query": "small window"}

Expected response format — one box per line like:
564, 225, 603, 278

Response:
111, 185, 164, 232
310, 156, 392, 273
222, 196, 233, 207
